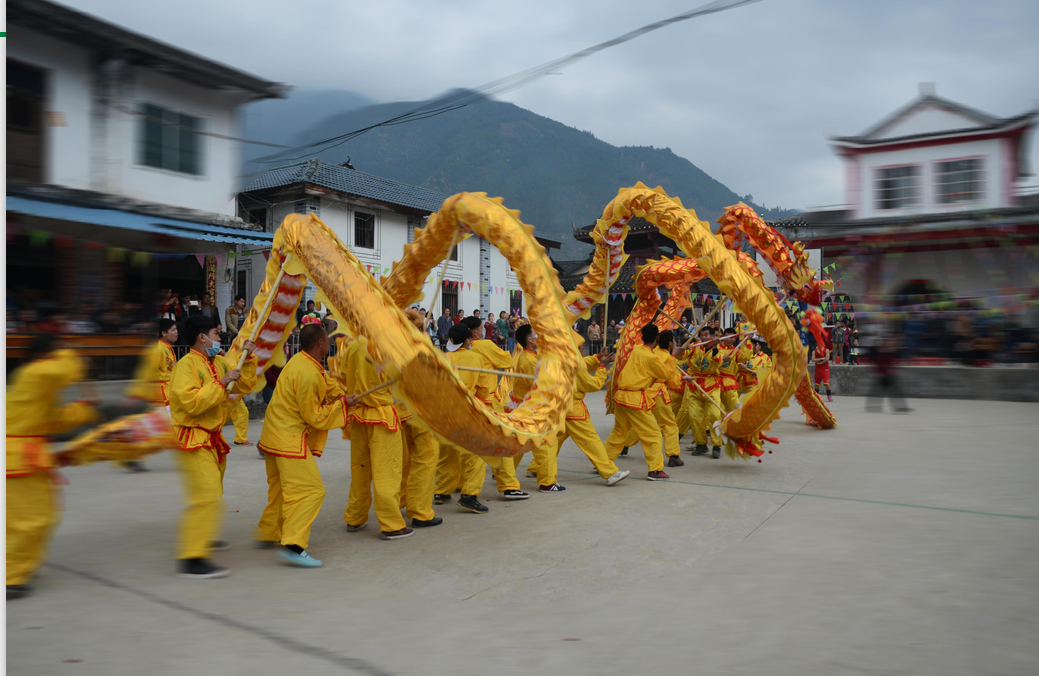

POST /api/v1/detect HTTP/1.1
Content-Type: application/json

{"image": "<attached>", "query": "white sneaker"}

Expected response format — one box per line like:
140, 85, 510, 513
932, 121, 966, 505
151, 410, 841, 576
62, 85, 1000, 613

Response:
525, 470, 537, 478
607, 470, 631, 486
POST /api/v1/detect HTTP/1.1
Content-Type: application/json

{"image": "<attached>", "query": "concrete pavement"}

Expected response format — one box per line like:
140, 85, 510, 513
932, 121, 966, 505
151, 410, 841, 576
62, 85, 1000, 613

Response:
8, 394, 1039, 675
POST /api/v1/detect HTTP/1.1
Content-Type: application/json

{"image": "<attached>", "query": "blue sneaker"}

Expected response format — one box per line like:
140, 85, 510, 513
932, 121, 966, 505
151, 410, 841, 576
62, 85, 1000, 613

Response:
277, 548, 323, 568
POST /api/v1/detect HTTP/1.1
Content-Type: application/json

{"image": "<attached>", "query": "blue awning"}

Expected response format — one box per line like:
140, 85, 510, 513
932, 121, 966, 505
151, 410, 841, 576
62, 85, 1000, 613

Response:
6, 196, 274, 247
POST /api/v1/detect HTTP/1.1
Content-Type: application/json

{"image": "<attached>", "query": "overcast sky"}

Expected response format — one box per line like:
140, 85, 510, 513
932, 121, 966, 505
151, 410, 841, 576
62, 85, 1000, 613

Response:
63, 0, 1039, 211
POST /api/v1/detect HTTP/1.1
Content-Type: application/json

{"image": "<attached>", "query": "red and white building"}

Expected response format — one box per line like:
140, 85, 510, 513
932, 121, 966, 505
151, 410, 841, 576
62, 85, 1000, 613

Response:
773, 84, 1038, 312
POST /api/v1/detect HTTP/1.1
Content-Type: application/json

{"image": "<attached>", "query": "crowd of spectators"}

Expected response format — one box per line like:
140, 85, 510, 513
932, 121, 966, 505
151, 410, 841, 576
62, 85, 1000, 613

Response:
10, 283, 1037, 368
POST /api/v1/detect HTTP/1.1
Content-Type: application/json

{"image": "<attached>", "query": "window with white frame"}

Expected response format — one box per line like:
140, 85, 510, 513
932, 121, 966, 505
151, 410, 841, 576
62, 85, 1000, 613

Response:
935, 158, 984, 204
875, 165, 921, 210
354, 211, 375, 249
139, 103, 203, 175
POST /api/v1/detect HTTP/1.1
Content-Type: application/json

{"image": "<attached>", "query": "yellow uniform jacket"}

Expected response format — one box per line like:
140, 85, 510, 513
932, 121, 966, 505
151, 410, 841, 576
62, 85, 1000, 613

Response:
719, 343, 752, 392
651, 346, 682, 405
450, 348, 483, 393
470, 339, 513, 406
170, 349, 257, 457
613, 344, 674, 411
125, 340, 178, 405
688, 345, 722, 392
341, 339, 399, 431
751, 352, 773, 384
259, 351, 349, 459
509, 348, 539, 406
568, 355, 607, 421
6, 350, 98, 477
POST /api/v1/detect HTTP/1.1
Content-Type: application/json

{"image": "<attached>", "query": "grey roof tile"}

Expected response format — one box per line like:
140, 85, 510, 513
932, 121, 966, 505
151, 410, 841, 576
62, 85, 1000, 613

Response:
245, 159, 448, 213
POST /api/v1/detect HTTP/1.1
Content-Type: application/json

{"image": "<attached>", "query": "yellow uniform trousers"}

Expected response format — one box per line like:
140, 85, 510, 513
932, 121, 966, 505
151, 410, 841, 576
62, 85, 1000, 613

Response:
604, 405, 664, 473
434, 441, 462, 495
435, 442, 515, 496
617, 398, 677, 458
227, 398, 250, 444
685, 388, 723, 447
256, 450, 325, 549
720, 389, 739, 414
489, 454, 521, 492
344, 422, 406, 533
671, 392, 691, 436
7, 472, 60, 586
174, 447, 227, 560
652, 394, 681, 458
401, 421, 439, 521
557, 417, 621, 479
510, 440, 558, 486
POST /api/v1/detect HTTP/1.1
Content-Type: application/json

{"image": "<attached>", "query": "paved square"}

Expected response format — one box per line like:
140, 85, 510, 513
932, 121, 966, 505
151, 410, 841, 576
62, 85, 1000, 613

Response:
8, 395, 1039, 675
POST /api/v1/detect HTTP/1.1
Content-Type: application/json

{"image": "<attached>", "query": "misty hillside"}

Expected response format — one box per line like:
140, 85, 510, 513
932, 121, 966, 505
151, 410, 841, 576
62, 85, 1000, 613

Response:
243, 92, 797, 257
240, 89, 374, 167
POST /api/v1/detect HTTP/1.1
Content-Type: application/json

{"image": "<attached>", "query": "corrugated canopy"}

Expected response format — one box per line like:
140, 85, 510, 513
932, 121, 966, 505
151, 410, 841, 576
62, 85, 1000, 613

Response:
7, 196, 275, 247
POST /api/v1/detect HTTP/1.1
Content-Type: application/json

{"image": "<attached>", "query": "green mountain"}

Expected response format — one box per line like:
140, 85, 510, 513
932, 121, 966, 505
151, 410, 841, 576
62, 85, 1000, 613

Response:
246, 92, 796, 258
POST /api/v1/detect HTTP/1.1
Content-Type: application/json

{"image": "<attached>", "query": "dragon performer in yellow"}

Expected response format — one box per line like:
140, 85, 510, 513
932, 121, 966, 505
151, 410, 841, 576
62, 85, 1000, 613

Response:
601, 200, 837, 460
66, 185, 821, 471
219, 185, 815, 460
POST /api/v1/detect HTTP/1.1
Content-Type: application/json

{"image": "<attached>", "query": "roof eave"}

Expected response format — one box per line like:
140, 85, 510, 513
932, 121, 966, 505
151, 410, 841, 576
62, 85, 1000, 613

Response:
831, 113, 1037, 149
8, 0, 288, 100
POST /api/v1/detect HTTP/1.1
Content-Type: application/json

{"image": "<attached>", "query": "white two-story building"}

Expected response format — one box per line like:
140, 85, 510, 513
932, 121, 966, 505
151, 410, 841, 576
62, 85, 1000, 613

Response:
240, 159, 561, 318
6, 0, 286, 316
774, 84, 1038, 317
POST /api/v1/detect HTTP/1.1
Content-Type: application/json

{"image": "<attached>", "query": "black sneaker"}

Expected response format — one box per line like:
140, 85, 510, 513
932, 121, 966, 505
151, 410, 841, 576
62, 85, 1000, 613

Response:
538, 483, 566, 493
125, 461, 150, 472
433, 494, 452, 505
7, 584, 31, 600
711, 446, 721, 459
619, 446, 629, 456
501, 489, 530, 500
667, 455, 685, 467
381, 527, 415, 541
412, 516, 443, 528
458, 495, 489, 513
690, 444, 709, 456
177, 558, 231, 579
209, 540, 230, 552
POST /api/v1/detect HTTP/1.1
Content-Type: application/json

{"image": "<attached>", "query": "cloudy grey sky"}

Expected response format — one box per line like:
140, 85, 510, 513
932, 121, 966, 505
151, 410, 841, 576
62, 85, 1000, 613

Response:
63, 0, 1039, 211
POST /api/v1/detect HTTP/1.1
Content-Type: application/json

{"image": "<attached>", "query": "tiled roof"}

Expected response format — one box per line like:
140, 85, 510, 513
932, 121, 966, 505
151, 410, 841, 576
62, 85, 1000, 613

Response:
245, 159, 449, 214
768, 202, 1039, 232
557, 267, 721, 297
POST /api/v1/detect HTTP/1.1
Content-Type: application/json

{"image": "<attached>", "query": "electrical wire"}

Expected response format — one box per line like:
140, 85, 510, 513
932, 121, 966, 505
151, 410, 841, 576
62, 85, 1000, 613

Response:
247, 0, 764, 166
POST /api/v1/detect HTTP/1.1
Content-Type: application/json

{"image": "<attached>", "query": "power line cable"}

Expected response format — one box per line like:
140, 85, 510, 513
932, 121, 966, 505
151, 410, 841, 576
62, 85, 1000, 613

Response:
247, 0, 764, 167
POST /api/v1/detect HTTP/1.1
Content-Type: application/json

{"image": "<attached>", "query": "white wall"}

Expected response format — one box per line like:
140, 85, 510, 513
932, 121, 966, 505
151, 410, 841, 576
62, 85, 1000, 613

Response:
8, 27, 94, 189
264, 197, 529, 318
850, 138, 1010, 219
117, 68, 244, 214
874, 106, 982, 140
486, 248, 520, 316
9, 26, 248, 216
